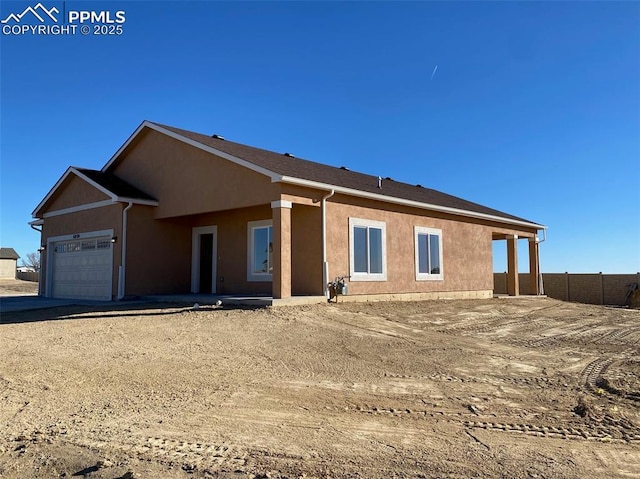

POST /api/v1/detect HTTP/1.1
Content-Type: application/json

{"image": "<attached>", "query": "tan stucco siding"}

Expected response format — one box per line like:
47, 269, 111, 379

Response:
40, 204, 123, 297
291, 204, 323, 295
0, 259, 17, 279
280, 184, 326, 207
110, 130, 278, 219
125, 206, 191, 296
325, 195, 531, 295
124, 202, 324, 297
42, 174, 110, 214
190, 205, 274, 295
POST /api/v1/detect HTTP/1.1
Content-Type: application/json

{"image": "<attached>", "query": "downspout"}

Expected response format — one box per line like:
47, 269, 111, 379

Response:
321, 189, 335, 298
117, 202, 133, 300
30, 222, 43, 296
536, 228, 547, 295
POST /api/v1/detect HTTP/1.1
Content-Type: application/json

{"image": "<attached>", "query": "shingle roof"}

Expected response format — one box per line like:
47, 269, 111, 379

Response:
0, 248, 19, 260
76, 168, 156, 202
151, 122, 540, 226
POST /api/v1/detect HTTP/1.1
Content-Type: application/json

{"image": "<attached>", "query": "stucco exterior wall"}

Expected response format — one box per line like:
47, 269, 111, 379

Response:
189, 205, 274, 295
0, 259, 17, 279
40, 204, 123, 297
122, 201, 324, 297
325, 195, 518, 295
45, 174, 110, 212
291, 204, 323, 295
125, 206, 192, 296
110, 130, 278, 219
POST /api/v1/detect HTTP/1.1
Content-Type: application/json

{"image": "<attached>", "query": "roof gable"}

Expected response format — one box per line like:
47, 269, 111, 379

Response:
0, 248, 19, 260
32, 167, 158, 218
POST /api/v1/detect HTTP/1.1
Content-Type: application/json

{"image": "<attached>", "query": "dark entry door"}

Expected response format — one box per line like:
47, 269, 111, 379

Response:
199, 233, 214, 293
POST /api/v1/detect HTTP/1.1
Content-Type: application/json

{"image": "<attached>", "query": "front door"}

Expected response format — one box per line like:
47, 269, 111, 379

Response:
199, 233, 213, 293
191, 226, 217, 294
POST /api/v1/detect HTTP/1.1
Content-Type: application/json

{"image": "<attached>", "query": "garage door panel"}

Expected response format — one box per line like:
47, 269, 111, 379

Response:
51, 236, 113, 300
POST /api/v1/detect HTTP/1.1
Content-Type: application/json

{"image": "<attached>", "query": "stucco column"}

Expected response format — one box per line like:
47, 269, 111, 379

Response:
507, 235, 519, 296
271, 200, 292, 299
528, 238, 540, 295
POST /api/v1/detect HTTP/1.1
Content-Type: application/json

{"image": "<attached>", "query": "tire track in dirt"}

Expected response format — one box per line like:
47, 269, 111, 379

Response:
437, 317, 551, 336
11, 426, 248, 474
593, 327, 640, 345
523, 325, 597, 348
383, 372, 564, 388
432, 303, 566, 336
582, 357, 614, 391
344, 404, 640, 444
520, 326, 640, 349
463, 420, 640, 444
592, 359, 640, 403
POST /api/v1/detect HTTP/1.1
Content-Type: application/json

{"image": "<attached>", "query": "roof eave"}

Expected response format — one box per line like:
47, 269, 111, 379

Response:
277, 175, 546, 231
32, 167, 157, 218
114, 197, 159, 206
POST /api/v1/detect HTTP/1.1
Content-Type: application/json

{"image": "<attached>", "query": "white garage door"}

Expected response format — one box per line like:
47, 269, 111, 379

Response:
51, 237, 113, 300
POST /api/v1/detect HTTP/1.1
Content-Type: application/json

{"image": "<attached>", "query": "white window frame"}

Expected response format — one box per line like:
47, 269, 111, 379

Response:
247, 219, 273, 282
349, 218, 387, 282
414, 226, 444, 281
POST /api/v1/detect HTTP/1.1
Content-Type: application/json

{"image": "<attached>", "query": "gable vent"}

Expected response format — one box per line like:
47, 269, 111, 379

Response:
212, 134, 225, 140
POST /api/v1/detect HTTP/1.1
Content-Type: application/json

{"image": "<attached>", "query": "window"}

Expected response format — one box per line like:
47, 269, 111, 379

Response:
247, 220, 273, 281
415, 226, 443, 280
81, 240, 96, 250
349, 218, 387, 281
96, 239, 111, 249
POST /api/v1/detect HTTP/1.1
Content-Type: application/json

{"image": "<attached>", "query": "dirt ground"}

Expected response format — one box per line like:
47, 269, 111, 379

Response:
0, 290, 638, 478
0, 279, 38, 296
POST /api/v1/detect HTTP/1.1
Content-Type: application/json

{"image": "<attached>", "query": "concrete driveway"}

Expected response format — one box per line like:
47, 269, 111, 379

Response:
0, 295, 111, 313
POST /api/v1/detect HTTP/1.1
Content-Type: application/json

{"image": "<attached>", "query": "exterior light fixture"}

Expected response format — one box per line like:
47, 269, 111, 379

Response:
111, 236, 117, 243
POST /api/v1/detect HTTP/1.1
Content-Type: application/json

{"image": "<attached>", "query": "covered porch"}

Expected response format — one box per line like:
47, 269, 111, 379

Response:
492, 232, 543, 296
185, 196, 325, 301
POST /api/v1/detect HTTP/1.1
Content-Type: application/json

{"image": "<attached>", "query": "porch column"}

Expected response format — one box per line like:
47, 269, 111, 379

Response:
271, 200, 292, 299
528, 237, 540, 295
507, 235, 519, 296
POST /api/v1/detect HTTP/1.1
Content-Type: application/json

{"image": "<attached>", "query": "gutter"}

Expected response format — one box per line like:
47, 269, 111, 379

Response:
535, 228, 547, 295
29, 220, 44, 296
117, 202, 133, 300
277, 175, 546, 231
321, 189, 335, 298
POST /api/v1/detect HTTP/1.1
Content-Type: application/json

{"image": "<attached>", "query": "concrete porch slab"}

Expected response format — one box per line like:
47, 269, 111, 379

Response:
141, 294, 327, 307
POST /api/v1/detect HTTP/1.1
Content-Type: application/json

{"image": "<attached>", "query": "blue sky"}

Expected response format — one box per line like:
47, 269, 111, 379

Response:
1, 1, 639, 273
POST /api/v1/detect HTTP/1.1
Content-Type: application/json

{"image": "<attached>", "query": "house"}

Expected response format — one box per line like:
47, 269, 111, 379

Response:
31, 121, 545, 303
0, 248, 20, 279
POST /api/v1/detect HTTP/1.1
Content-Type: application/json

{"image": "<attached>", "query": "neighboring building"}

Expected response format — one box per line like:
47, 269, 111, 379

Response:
0, 248, 19, 279
31, 121, 545, 303
17, 266, 37, 273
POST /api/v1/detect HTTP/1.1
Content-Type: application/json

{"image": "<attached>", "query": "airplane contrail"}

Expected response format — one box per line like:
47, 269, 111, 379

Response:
430, 65, 438, 80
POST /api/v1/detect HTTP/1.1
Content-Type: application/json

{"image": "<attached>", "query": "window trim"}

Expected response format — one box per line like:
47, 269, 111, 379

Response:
247, 219, 273, 282
349, 217, 387, 282
414, 226, 444, 281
